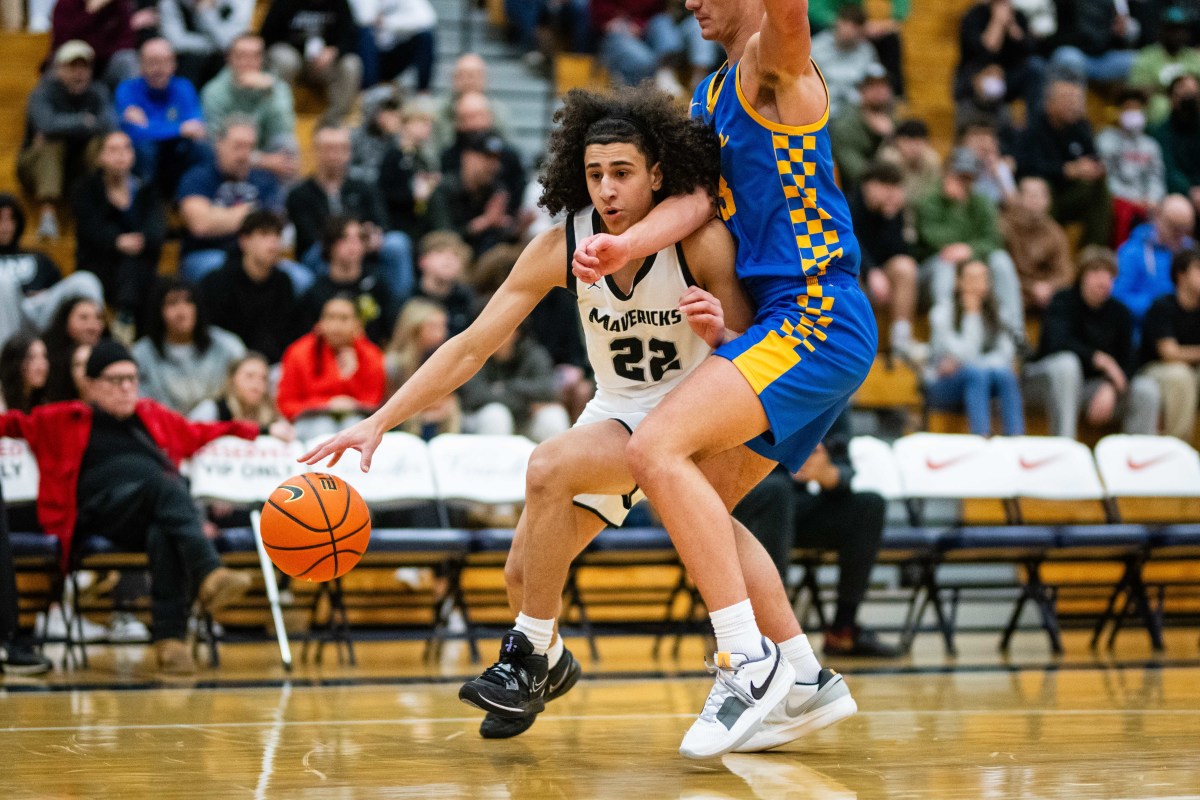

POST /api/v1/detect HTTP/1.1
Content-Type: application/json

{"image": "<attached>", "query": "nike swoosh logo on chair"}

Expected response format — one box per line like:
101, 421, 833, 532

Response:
1127, 453, 1173, 471
1019, 454, 1063, 471
925, 453, 973, 471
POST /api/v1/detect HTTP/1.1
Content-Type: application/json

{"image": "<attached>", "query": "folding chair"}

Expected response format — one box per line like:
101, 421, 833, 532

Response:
788, 436, 910, 631
189, 434, 306, 670
303, 432, 470, 663
1, 438, 62, 657
891, 433, 1029, 654
428, 434, 536, 661
1094, 435, 1200, 648
995, 436, 1151, 652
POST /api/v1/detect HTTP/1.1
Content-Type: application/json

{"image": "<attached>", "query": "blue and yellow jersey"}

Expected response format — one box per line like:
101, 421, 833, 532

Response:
690, 61, 861, 283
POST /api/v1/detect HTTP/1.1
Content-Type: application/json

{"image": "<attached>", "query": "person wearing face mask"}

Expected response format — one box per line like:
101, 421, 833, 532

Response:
955, 0, 1046, 109
830, 65, 896, 191
955, 62, 1016, 135
1150, 73, 1200, 214
1130, 7, 1200, 124
1097, 89, 1166, 247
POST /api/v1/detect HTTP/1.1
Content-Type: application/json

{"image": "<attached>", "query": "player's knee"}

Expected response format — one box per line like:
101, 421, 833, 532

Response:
525, 442, 562, 498
626, 427, 663, 484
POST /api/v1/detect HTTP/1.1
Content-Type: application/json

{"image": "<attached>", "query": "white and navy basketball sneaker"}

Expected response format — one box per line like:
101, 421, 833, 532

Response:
479, 646, 583, 739
679, 637, 796, 760
459, 630, 549, 718
733, 667, 857, 752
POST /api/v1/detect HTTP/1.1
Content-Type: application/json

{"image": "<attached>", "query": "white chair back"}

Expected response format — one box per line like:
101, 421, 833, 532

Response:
188, 436, 306, 505
304, 432, 437, 508
0, 437, 39, 505
893, 433, 1016, 500
997, 436, 1106, 500
1094, 435, 1200, 498
428, 434, 535, 505
848, 436, 904, 500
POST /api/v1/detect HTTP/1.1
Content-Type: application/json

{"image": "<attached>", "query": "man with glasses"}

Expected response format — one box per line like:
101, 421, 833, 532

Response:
0, 341, 259, 674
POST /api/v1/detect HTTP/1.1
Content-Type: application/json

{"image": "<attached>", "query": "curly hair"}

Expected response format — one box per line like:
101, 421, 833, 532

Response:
538, 84, 721, 217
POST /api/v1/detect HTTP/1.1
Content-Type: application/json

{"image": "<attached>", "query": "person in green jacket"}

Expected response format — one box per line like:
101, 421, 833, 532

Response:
1129, 6, 1200, 125
200, 34, 298, 182
914, 146, 1025, 335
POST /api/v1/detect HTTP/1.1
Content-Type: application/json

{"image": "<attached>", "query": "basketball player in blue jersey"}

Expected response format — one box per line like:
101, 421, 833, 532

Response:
300, 86, 839, 751
573, 0, 872, 759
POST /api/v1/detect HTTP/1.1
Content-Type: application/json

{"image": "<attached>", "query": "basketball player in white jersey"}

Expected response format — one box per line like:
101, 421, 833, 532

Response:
301, 86, 826, 748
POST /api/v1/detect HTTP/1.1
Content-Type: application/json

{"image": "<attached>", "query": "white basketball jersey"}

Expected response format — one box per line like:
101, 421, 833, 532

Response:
568, 206, 711, 404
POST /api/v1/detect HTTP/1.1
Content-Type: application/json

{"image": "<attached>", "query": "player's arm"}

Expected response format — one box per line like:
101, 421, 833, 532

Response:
678, 219, 756, 348
757, 0, 813, 78
300, 227, 566, 468
572, 187, 716, 282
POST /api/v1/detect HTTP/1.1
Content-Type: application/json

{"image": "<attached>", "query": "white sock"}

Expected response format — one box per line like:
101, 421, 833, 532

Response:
546, 634, 565, 668
514, 612, 555, 655
778, 634, 822, 683
709, 599, 764, 658
891, 319, 912, 349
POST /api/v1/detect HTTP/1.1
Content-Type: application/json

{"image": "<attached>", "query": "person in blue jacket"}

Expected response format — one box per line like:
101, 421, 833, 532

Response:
115, 38, 211, 198
1114, 194, 1195, 324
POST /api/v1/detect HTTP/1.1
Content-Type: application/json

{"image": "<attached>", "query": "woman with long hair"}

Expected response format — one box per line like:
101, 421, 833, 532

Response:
189, 352, 294, 441
43, 297, 107, 402
925, 259, 1025, 435
0, 334, 50, 413
131, 279, 246, 414
382, 297, 459, 437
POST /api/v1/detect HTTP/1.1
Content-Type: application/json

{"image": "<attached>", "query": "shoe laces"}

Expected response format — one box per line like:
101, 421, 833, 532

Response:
479, 660, 520, 687
697, 656, 756, 722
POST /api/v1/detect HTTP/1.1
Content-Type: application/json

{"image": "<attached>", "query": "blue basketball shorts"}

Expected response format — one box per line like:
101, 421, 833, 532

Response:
714, 271, 877, 472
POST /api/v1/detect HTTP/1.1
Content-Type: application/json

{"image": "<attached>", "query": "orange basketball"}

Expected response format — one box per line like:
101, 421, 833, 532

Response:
260, 473, 372, 582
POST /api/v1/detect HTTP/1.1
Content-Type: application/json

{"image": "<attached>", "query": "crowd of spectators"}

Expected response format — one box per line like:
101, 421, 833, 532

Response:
4, 0, 1200, 675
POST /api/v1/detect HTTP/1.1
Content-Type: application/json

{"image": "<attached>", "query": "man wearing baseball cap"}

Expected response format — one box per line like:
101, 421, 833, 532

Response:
830, 63, 898, 190
18, 41, 117, 239
426, 130, 516, 256
0, 340, 260, 674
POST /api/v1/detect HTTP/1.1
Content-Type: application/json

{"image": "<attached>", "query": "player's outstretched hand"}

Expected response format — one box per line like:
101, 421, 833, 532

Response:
298, 417, 384, 472
679, 286, 726, 349
572, 233, 631, 284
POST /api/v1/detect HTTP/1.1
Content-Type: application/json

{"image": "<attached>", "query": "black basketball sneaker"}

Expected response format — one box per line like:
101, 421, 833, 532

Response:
459, 630, 549, 718
479, 645, 582, 739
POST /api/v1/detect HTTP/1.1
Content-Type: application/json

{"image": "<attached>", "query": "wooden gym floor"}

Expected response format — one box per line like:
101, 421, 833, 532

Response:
3, 630, 1200, 799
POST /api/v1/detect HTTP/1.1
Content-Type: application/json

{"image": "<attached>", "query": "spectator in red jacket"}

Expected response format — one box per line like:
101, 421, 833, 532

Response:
0, 341, 257, 674
276, 294, 386, 441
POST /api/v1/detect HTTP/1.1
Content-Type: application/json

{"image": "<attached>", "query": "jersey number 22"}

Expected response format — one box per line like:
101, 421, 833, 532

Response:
610, 337, 680, 382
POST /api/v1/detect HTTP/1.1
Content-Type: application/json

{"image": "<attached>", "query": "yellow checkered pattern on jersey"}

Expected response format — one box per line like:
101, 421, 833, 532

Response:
773, 133, 845, 280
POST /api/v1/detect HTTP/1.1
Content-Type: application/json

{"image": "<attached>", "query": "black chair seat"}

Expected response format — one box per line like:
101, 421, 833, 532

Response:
215, 527, 257, 553
943, 525, 1056, 554
1152, 524, 1200, 549
369, 528, 473, 555
881, 526, 946, 552
10, 532, 60, 561
73, 535, 147, 567
1055, 524, 1150, 550
588, 527, 674, 552
471, 528, 516, 553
